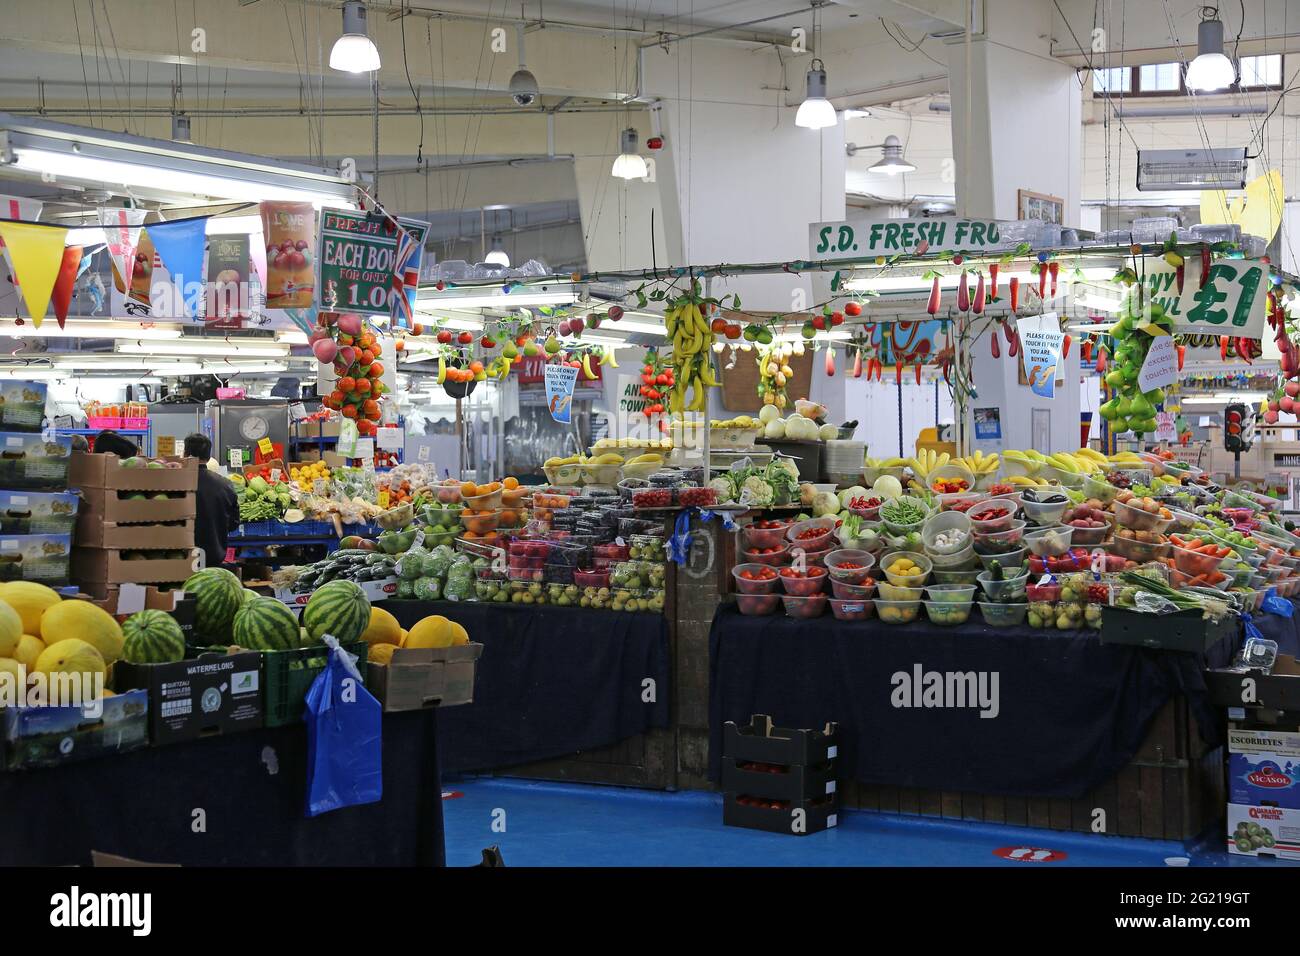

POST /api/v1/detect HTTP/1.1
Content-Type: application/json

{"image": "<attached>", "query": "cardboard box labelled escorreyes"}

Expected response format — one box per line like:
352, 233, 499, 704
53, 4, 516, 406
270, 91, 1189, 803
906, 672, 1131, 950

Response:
1228, 728, 1300, 810
76, 487, 197, 526
2, 690, 149, 770
90, 584, 197, 644
71, 548, 199, 597
366, 643, 484, 712
114, 651, 263, 745
68, 452, 199, 492
76, 519, 196, 551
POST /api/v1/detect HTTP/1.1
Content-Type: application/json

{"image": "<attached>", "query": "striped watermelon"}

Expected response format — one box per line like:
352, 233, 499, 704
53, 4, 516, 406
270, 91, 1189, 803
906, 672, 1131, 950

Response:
184, 567, 244, 640
232, 596, 301, 651
240, 588, 260, 605
302, 580, 371, 645
121, 610, 186, 664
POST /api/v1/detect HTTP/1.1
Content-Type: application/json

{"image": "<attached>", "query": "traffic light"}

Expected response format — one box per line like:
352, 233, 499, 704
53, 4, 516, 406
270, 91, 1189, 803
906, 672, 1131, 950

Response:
1224, 403, 1254, 453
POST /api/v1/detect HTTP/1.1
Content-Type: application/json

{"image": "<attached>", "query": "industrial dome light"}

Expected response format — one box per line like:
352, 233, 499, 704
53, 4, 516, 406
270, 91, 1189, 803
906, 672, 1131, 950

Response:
330, 2, 381, 74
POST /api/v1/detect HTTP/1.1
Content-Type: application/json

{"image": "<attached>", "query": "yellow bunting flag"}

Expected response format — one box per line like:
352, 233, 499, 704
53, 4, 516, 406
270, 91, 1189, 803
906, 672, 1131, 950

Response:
0, 222, 68, 328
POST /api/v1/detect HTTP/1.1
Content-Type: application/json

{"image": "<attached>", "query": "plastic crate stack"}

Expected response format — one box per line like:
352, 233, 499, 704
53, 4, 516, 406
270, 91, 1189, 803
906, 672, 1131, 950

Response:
721, 714, 840, 835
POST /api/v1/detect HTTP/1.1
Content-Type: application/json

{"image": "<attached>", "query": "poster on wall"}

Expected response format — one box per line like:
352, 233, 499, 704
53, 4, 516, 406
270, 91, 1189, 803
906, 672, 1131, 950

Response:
973, 407, 1002, 440
259, 201, 316, 310
1016, 314, 1065, 399
316, 210, 429, 315
545, 364, 578, 424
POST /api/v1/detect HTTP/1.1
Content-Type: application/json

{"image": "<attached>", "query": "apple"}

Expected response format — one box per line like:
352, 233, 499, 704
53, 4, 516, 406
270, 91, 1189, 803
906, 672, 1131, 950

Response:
312, 338, 338, 364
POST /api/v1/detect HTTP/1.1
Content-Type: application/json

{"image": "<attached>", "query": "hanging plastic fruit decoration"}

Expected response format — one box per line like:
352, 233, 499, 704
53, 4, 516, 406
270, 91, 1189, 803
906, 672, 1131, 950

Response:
665, 284, 727, 413
316, 311, 386, 436
1095, 291, 1173, 439
639, 349, 674, 419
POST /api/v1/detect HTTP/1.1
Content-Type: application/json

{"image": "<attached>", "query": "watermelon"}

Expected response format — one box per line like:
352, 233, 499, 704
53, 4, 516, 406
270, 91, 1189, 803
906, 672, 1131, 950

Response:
232, 596, 301, 651
302, 580, 371, 645
184, 567, 244, 640
240, 588, 260, 605
121, 610, 185, 664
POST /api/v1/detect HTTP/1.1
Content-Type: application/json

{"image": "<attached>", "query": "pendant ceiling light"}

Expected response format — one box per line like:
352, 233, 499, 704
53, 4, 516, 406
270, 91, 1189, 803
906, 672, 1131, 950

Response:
611, 127, 648, 180
868, 135, 916, 174
170, 113, 191, 143
795, 59, 836, 129
1185, 12, 1235, 92
485, 235, 510, 267
330, 1, 381, 74
508, 25, 540, 106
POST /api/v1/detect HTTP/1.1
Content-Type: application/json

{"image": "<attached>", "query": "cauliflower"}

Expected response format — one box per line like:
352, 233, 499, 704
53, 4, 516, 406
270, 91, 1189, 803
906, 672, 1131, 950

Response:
709, 476, 737, 503
740, 475, 774, 507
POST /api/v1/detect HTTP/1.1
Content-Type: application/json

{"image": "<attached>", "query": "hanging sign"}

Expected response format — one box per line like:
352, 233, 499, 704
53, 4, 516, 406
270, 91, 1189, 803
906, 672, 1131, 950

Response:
545, 364, 579, 423
146, 217, 209, 318
1137, 335, 1178, 393
973, 407, 1002, 440
337, 417, 359, 458
260, 201, 316, 309
810, 217, 1014, 260
1171, 259, 1269, 339
316, 210, 429, 315
97, 206, 146, 295
0, 221, 68, 327
1016, 314, 1065, 398
206, 234, 250, 328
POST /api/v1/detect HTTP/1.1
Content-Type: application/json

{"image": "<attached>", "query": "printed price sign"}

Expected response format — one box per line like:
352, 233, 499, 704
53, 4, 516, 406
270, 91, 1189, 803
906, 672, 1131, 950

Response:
257, 437, 274, 456
337, 418, 359, 457
1155, 411, 1177, 442
228, 448, 244, 470
378, 489, 390, 508
156, 435, 176, 457
1171, 259, 1268, 338
317, 210, 430, 315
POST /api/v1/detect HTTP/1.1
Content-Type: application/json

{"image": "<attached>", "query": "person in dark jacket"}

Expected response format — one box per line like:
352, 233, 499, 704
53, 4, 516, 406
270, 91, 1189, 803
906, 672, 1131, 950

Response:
92, 430, 139, 459
184, 433, 240, 569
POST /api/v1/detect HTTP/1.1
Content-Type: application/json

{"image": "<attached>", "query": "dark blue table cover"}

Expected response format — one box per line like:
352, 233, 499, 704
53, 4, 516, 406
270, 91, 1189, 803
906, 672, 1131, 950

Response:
0, 709, 444, 866
381, 601, 670, 774
709, 604, 1237, 800
1248, 599, 1300, 658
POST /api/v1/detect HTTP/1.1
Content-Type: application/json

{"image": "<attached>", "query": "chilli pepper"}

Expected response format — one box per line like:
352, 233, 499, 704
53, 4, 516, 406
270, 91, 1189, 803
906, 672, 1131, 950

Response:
1220, 335, 1229, 361
1037, 264, 1048, 300
896, 360, 904, 385
1003, 319, 1014, 344
1238, 337, 1254, 365
914, 362, 922, 385
957, 271, 970, 312
1082, 338, 1093, 363
1200, 246, 1211, 287
973, 272, 986, 314
852, 350, 863, 378
1009, 277, 1020, 314
1048, 261, 1059, 300
1176, 343, 1186, 371
1008, 328, 1019, 357
988, 262, 999, 300
1095, 349, 1107, 374
1062, 334, 1071, 359
825, 347, 836, 376
991, 325, 1001, 358
1176, 263, 1185, 293
927, 276, 942, 315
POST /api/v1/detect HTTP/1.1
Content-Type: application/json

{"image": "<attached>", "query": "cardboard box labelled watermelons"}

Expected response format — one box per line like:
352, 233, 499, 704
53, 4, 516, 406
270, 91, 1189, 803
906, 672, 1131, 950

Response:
90, 583, 197, 644
68, 451, 198, 492
1099, 605, 1240, 653
0, 432, 72, 490
76, 518, 196, 551
72, 548, 199, 598
0, 532, 71, 585
75, 486, 196, 526
113, 650, 263, 745
0, 489, 79, 534
366, 643, 484, 712
0, 380, 49, 432
723, 714, 840, 767
721, 792, 839, 836
2, 689, 149, 770
720, 756, 838, 803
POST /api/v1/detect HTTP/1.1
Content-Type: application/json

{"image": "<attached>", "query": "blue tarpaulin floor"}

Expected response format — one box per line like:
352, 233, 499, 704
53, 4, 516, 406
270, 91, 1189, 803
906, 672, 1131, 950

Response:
441, 777, 1299, 868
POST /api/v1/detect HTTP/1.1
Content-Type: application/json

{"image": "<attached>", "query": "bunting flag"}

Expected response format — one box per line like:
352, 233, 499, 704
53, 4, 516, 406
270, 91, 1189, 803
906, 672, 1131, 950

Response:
51, 246, 83, 328
0, 221, 68, 327
389, 224, 421, 329
97, 207, 147, 293
146, 217, 208, 318
0, 195, 43, 253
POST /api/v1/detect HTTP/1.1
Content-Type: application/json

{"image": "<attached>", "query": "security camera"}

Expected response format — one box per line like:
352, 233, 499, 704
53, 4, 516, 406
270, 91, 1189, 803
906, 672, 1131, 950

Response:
509, 68, 539, 107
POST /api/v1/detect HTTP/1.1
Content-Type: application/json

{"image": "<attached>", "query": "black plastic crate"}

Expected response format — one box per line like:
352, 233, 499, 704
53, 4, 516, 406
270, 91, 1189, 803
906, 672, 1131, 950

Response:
722, 792, 839, 835
721, 757, 837, 803
1206, 667, 1300, 713
723, 714, 839, 767
1098, 606, 1239, 653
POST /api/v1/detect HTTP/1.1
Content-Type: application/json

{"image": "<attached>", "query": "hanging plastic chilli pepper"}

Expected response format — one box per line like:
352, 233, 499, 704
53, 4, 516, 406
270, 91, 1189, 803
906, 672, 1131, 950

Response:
1200, 246, 1212, 287
990, 324, 1001, 358
1095, 348, 1107, 374
1048, 261, 1059, 300
988, 262, 999, 301
1176, 263, 1186, 293
1061, 334, 1071, 359
926, 275, 942, 315
1003, 318, 1014, 344
1220, 335, 1230, 361
1037, 264, 1048, 301
957, 271, 970, 312
1009, 277, 1020, 314
1238, 337, 1254, 365
1008, 328, 1019, 358
852, 350, 863, 378
972, 272, 986, 314
1082, 338, 1093, 363
914, 362, 923, 385
1176, 343, 1186, 371
824, 346, 836, 376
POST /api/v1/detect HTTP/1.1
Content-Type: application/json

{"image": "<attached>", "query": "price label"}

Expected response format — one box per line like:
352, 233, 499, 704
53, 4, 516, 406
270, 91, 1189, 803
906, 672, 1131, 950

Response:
229, 448, 244, 470
156, 435, 176, 457
258, 437, 274, 456
270, 468, 281, 483
378, 489, 390, 508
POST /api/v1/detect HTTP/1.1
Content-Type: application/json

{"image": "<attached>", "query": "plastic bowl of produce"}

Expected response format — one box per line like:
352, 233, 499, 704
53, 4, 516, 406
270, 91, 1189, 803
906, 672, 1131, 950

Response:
423, 504, 462, 526
739, 545, 790, 567
931, 567, 982, 586
879, 496, 930, 536
877, 581, 925, 601
924, 599, 973, 625
978, 601, 1030, 626
831, 578, 877, 600
927, 543, 977, 570
736, 593, 781, 616
976, 569, 1030, 601
937, 491, 986, 513
462, 488, 504, 511
921, 511, 974, 556
1083, 474, 1119, 503
580, 462, 623, 486
1110, 530, 1170, 563
459, 509, 502, 535
1024, 525, 1074, 557
743, 519, 794, 550
731, 563, 781, 594
786, 517, 837, 551
968, 499, 1018, 533
874, 598, 922, 624
829, 598, 876, 621
779, 566, 828, 596
973, 520, 1027, 555
1170, 538, 1230, 577
978, 548, 1026, 574
1020, 495, 1070, 527
781, 594, 828, 618
1065, 512, 1112, 546
880, 551, 932, 587
927, 464, 976, 495
925, 584, 977, 603
794, 545, 833, 567
824, 550, 876, 583
1112, 496, 1174, 533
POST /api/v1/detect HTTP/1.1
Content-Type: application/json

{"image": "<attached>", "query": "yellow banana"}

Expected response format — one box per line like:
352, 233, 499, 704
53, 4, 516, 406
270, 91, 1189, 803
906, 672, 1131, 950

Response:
601, 346, 619, 368
436, 354, 447, 384
582, 353, 596, 381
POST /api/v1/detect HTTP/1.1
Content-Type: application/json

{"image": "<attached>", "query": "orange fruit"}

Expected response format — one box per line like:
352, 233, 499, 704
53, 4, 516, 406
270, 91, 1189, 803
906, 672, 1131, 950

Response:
369, 361, 385, 378
338, 376, 356, 393
503, 476, 519, 490
355, 378, 371, 393
395, 340, 405, 352
460, 482, 477, 498
341, 404, 358, 419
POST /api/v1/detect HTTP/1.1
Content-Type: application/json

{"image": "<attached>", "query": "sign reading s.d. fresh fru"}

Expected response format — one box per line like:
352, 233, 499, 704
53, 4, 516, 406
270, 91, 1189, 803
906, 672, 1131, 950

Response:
810, 217, 1010, 260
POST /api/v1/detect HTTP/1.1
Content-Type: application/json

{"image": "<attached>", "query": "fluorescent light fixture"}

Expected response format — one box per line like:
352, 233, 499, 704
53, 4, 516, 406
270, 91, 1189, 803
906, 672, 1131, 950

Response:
417, 288, 579, 310
117, 340, 290, 358
869, 135, 916, 174
1182, 391, 1267, 405
1185, 15, 1235, 91
844, 267, 1116, 293
0, 319, 184, 340
0, 114, 360, 207
484, 235, 510, 267
1136, 147, 1247, 192
330, 1, 381, 73
795, 60, 837, 129
611, 128, 648, 180
276, 329, 310, 345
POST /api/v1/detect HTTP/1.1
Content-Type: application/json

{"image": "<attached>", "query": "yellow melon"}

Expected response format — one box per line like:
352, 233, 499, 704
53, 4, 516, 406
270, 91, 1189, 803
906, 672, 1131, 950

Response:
367, 643, 399, 665
0, 582, 61, 635
34, 638, 106, 704
0, 657, 23, 696
101, 688, 116, 698
404, 614, 455, 649
361, 606, 402, 647
448, 621, 469, 646
0, 599, 19, 658
399, 628, 408, 647
14, 634, 44, 669
40, 600, 123, 664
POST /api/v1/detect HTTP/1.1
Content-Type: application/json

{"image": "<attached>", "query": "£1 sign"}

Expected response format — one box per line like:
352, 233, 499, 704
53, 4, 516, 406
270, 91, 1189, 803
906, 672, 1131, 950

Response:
1173, 259, 1268, 339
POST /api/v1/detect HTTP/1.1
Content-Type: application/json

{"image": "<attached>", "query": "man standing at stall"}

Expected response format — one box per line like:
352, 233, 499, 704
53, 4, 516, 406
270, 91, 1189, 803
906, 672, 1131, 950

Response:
185, 433, 240, 570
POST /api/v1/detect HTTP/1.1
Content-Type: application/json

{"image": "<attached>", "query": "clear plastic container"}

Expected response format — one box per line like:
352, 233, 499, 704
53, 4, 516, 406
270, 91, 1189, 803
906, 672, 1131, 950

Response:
1020, 497, 1069, 526
924, 599, 973, 625
976, 569, 1029, 601
460, 510, 503, 535
736, 593, 781, 616
937, 491, 986, 513
968, 500, 1018, 533
928, 543, 978, 570
786, 517, 837, 551
1171, 542, 1228, 577
879, 551, 933, 587
879, 496, 930, 536
779, 567, 829, 596
978, 601, 1030, 626
874, 598, 922, 624
1083, 474, 1118, 503
463, 488, 503, 510
829, 598, 876, 621
1067, 521, 1111, 546
824, 549, 876, 583
1024, 525, 1074, 557
739, 545, 790, 567
1113, 497, 1174, 533
831, 578, 877, 600
930, 567, 982, 586
1110, 532, 1171, 563
781, 594, 828, 619
921, 510, 974, 556
877, 582, 925, 601
978, 548, 1027, 574
924, 584, 977, 603
731, 563, 781, 594
742, 520, 794, 550
973, 520, 1027, 555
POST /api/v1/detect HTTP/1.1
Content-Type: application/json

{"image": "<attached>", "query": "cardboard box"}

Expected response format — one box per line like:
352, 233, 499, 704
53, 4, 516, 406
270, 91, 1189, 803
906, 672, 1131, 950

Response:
2, 690, 149, 770
68, 452, 198, 492
295, 419, 341, 438
71, 548, 198, 596
274, 576, 398, 607
365, 642, 483, 712
296, 449, 322, 463
0, 533, 71, 584
0, 489, 80, 534
89, 584, 196, 644
76, 486, 196, 525
323, 451, 347, 469
0, 381, 48, 431
1226, 803, 1300, 860
1228, 728, 1300, 810
114, 651, 263, 745
1206, 656, 1300, 712
76, 518, 195, 551
0, 432, 72, 490
722, 714, 839, 767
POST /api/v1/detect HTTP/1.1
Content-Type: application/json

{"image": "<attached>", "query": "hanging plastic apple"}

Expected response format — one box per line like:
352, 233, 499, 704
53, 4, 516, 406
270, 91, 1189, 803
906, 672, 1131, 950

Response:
312, 338, 338, 364
337, 313, 363, 338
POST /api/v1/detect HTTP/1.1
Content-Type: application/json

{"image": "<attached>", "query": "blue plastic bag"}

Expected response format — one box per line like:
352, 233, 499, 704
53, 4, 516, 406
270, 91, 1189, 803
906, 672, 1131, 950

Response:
304, 636, 383, 817
1261, 588, 1294, 618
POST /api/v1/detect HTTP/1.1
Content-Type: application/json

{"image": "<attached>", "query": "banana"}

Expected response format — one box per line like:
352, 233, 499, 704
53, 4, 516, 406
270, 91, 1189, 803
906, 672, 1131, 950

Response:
582, 353, 596, 381
601, 346, 619, 368
436, 354, 447, 384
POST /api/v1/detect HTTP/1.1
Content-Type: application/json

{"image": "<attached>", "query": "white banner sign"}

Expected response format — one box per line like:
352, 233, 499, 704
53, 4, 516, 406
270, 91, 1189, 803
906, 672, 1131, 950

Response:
1137, 335, 1178, 393
809, 217, 1014, 260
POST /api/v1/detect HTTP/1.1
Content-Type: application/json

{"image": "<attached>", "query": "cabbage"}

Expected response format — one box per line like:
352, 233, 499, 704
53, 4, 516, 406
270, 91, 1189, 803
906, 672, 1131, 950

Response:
873, 474, 904, 500
818, 423, 840, 441
811, 491, 840, 517
763, 419, 786, 439
837, 485, 868, 508
784, 415, 818, 440
800, 482, 817, 506
759, 404, 781, 424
